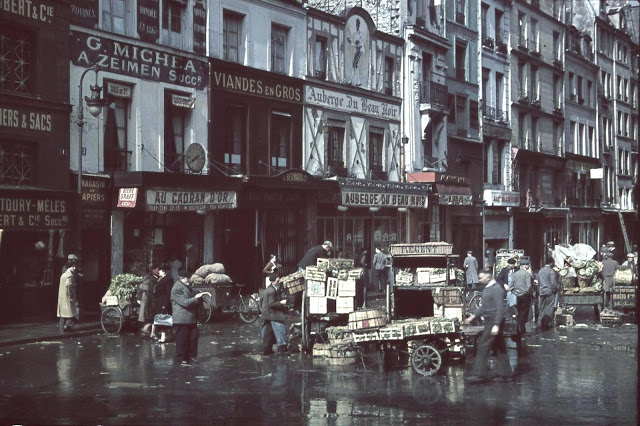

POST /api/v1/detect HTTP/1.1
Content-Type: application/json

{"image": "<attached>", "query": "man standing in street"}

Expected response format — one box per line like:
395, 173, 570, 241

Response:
508, 258, 534, 344
464, 268, 511, 383
261, 275, 290, 356
57, 260, 78, 334
372, 247, 387, 293
170, 270, 209, 365
538, 257, 559, 330
496, 258, 517, 289
463, 250, 479, 291
601, 252, 619, 309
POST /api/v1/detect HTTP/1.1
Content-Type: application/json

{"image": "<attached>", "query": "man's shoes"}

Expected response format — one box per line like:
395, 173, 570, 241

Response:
464, 375, 487, 384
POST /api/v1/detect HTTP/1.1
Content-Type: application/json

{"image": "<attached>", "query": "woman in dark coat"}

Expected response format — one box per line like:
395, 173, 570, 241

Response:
170, 271, 209, 365
138, 267, 161, 334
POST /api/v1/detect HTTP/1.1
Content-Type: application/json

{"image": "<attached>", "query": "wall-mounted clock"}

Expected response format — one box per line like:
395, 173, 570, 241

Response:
185, 143, 206, 173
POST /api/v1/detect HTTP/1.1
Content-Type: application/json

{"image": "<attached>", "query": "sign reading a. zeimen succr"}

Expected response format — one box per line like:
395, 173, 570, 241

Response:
146, 189, 237, 212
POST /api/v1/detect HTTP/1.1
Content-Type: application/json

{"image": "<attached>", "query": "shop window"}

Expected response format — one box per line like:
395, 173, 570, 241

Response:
369, 128, 384, 178
0, 142, 34, 185
104, 98, 130, 171
224, 105, 245, 174
0, 26, 34, 94
384, 57, 394, 95
271, 25, 288, 74
164, 92, 193, 173
270, 111, 291, 174
315, 36, 327, 79
102, 0, 127, 35
223, 10, 242, 63
161, 0, 184, 49
327, 125, 345, 174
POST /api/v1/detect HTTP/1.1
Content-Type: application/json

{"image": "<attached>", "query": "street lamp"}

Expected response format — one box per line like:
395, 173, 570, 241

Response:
76, 64, 104, 257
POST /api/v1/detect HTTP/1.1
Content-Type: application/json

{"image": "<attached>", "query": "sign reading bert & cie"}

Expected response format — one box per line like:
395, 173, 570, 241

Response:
146, 189, 237, 212
342, 191, 428, 209
0, 191, 71, 230
1, 0, 55, 24
71, 31, 207, 89
306, 86, 400, 120
137, 0, 160, 42
0, 105, 53, 132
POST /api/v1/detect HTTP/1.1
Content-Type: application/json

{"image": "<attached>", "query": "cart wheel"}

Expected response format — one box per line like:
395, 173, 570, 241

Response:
101, 306, 123, 334
301, 290, 313, 353
411, 344, 442, 376
198, 294, 213, 324
238, 294, 260, 324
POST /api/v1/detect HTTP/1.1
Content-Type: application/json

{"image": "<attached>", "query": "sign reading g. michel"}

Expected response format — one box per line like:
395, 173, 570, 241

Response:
71, 31, 207, 90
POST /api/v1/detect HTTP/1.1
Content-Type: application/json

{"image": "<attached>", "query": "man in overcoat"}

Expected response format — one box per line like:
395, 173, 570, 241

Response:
170, 270, 208, 365
601, 252, 619, 309
464, 250, 479, 291
538, 257, 559, 330
57, 261, 78, 334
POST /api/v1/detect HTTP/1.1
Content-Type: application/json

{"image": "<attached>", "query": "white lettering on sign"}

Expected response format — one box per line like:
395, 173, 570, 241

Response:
146, 189, 237, 212
483, 190, 520, 207
117, 188, 138, 208
306, 86, 400, 120
1, 0, 55, 23
0, 106, 52, 132
341, 191, 428, 208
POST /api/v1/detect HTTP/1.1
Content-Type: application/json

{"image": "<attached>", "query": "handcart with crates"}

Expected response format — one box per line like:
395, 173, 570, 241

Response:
99, 284, 142, 335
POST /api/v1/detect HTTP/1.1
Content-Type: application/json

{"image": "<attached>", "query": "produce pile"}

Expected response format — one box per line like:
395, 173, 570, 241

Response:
192, 263, 232, 286
554, 244, 603, 293
102, 273, 143, 308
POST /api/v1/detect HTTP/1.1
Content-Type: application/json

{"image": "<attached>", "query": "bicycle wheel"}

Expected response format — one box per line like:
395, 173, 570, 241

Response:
198, 294, 213, 324
101, 306, 123, 334
238, 294, 260, 324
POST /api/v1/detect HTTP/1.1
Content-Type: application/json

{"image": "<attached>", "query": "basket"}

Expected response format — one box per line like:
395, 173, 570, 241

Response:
613, 268, 633, 285
327, 346, 357, 365
326, 326, 354, 346
348, 309, 387, 330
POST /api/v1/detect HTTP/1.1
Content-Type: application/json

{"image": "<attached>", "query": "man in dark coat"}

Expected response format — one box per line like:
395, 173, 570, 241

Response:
509, 259, 534, 343
297, 241, 333, 270
537, 257, 559, 330
601, 252, 619, 309
261, 275, 290, 356
170, 271, 209, 365
496, 257, 518, 288
464, 268, 511, 383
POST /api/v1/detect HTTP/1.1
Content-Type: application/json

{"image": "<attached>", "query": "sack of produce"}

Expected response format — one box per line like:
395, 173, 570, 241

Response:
205, 272, 232, 285
195, 263, 226, 278
190, 274, 205, 286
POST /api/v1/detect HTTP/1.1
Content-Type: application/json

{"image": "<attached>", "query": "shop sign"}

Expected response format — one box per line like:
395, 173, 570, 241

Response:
171, 94, 195, 109
613, 286, 636, 309
0, 192, 70, 230
192, 0, 207, 55
1, 0, 55, 24
306, 86, 400, 120
390, 243, 453, 256
483, 190, 520, 207
212, 69, 302, 103
278, 169, 312, 183
137, 0, 160, 42
70, 0, 98, 27
435, 173, 467, 184
0, 105, 52, 133
146, 189, 237, 212
341, 191, 428, 208
81, 176, 110, 225
117, 188, 138, 208
106, 81, 132, 99
569, 212, 600, 223
71, 31, 207, 90
435, 194, 473, 206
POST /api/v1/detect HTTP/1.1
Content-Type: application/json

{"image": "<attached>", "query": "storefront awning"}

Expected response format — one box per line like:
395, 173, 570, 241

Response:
334, 177, 432, 209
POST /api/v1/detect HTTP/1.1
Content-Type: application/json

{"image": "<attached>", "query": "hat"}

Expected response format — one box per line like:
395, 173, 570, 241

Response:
467, 250, 473, 255
520, 258, 531, 265
67, 254, 79, 261
606, 241, 615, 246
627, 253, 635, 258
323, 241, 333, 249
507, 258, 516, 265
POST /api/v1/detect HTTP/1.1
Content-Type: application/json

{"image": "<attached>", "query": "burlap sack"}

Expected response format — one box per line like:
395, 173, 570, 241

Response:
190, 274, 205, 286
205, 272, 232, 284
195, 263, 226, 278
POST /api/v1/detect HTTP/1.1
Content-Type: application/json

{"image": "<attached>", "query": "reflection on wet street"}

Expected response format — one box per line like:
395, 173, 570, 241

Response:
0, 319, 636, 424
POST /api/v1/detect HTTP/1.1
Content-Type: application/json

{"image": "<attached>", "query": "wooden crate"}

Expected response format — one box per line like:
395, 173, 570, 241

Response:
281, 270, 304, 284
336, 296, 355, 314
337, 270, 349, 280
348, 268, 364, 279
326, 326, 354, 346
283, 278, 305, 295
378, 325, 405, 340
348, 309, 387, 330
305, 266, 327, 282
352, 329, 380, 342
432, 287, 464, 305
313, 343, 331, 358
309, 297, 328, 314
338, 279, 357, 297
327, 346, 357, 365
317, 258, 355, 271
326, 277, 339, 299
307, 280, 326, 297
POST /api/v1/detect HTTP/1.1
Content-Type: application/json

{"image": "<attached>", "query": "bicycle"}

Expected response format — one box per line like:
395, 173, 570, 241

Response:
198, 283, 261, 324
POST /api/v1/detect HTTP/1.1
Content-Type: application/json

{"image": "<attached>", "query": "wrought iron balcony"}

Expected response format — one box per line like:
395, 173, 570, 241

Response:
517, 35, 528, 50
518, 88, 529, 103
496, 109, 509, 123
419, 81, 448, 109
483, 105, 496, 120
482, 36, 495, 49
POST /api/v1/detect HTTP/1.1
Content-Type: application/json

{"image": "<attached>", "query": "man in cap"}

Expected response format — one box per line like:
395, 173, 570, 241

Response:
602, 252, 619, 309
621, 253, 637, 285
463, 250, 479, 291
496, 257, 518, 290
295, 241, 333, 314
508, 258, 534, 345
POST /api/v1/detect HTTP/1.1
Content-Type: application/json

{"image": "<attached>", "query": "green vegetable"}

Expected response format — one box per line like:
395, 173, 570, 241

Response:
108, 273, 142, 301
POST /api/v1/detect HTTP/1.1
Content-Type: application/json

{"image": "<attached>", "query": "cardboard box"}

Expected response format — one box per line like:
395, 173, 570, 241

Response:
307, 280, 326, 297
309, 297, 328, 314
338, 279, 356, 297
336, 296, 354, 314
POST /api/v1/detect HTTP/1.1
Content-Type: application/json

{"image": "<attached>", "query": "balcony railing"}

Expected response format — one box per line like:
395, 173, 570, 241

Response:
518, 88, 529, 103
528, 39, 539, 54
553, 101, 563, 114
483, 105, 496, 120
455, 12, 465, 25
517, 35, 528, 49
496, 108, 509, 123
419, 81, 448, 109
482, 36, 495, 49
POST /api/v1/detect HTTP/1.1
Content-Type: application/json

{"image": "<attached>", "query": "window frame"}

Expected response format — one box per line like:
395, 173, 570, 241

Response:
102, 0, 127, 35
270, 111, 291, 173
161, 0, 184, 49
0, 141, 35, 185
314, 36, 328, 79
0, 25, 35, 94
383, 57, 394, 95
224, 105, 246, 174
271, 24, 288, 74
223, 10, 242, 63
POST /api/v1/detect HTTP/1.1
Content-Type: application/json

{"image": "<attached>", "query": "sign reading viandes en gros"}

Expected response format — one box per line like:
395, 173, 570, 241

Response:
146, 189, 237, 212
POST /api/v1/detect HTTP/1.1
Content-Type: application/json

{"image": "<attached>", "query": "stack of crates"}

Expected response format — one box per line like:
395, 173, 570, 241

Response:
306, 259, 362, 315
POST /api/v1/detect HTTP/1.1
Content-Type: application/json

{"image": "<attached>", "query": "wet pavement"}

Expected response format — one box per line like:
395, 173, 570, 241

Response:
0, 309, 637, 424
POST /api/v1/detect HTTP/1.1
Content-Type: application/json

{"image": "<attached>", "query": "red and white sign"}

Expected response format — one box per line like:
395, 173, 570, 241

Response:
117, 188, 138, 208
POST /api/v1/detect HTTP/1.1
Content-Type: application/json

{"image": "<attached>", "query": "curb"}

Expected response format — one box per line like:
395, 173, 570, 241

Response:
0, 325, 104, 349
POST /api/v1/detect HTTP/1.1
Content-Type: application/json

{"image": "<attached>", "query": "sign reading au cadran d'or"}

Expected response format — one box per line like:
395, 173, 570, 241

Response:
146, 189, 237, 212
71, 31, 207, 90
0, 191, 71, 230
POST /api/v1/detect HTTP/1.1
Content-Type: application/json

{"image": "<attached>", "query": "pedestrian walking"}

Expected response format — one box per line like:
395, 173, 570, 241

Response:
170, 270, 210, 365
537, 257, 559, 330
57, 260, 78, 334
601, 252, 619, 309
261, 275, 290, 356
464, 268, 511, 383
463, 250, 479, 291
138, 265, 161, 335
372, 247, 387, 293
484, 244, 496, 274
355, 248, 369, 308
509, 258, 534, 344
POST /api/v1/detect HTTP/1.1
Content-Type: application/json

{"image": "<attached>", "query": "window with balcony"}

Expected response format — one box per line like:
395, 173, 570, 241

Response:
553, 75, 562, 111
518, 61, 527, 100
161, 0, 184, 49
617, 76, 622, 100
482, 68, 492, 119
0, 26, 34, 94
578, 123, 585, 155
553, 31, 561, 62
224, 105, 245, 174
456, 96, 467, 135
369, 128, 384, 177
586, 80, 593, 107
553, 123, 561, 155
530, 66, 539, 103
223, 11, 242, 63
588, 126, 595, 157
104, 84, 132, 172
384, 57, 394, 95
455, 0, 466, 24
530, 19, 539, 52
481, 3, 492, 48
496, 72, 505, 122
102, 0, 126, 35
470, 100, 479, 130
455, 40, 467, 81
531, 116, 538, 150
0, 141, 34, 185
569, 72, 576, 100
315, 36, 327, 79
327, 125, 345, 171
270, 112, 291, 173
271, 25, 287, 74
448, 94, 456, 123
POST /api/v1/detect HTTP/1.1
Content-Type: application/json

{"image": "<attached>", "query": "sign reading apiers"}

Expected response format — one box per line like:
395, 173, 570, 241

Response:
146, 189, 237, 212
